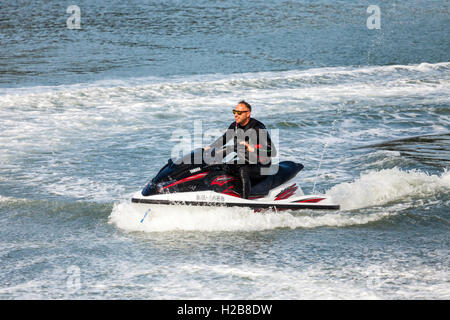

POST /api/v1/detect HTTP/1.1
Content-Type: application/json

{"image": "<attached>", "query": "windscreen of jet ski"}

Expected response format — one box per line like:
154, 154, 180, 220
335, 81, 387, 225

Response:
154, 150, 204, 182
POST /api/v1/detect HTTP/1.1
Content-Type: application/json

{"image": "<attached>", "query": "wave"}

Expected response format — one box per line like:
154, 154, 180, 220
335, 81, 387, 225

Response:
327, 168, 450, 211
2, 61, 449, 94
0, 195, 16, 203
1, 62, 448, 108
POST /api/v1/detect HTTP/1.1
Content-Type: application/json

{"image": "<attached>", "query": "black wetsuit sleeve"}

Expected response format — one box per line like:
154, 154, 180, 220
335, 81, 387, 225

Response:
255, 124, 277, 158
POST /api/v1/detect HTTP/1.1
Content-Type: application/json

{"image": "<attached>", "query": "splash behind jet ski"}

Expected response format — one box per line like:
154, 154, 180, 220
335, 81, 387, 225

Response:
131, 148, 340, 210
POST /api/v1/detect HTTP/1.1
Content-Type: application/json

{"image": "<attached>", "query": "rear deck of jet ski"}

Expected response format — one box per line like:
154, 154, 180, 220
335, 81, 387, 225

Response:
250, 161, 304, 196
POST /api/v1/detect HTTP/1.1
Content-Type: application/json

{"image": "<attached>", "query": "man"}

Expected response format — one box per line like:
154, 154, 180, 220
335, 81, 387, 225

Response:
204, 101, 276, 199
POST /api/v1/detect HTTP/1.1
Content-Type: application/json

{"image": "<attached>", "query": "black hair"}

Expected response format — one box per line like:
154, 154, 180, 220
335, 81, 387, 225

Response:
238, 100, 251, 112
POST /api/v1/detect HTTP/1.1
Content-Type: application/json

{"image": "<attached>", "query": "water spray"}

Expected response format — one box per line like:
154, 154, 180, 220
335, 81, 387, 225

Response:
312, 105, 343, 194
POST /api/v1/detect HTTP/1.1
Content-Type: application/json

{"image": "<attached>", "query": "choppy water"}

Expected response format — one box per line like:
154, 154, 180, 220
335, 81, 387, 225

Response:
0, 0, 449, 299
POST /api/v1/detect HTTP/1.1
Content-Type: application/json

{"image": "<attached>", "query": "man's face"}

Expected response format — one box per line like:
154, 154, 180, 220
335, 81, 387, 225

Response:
233, 103, 251, 125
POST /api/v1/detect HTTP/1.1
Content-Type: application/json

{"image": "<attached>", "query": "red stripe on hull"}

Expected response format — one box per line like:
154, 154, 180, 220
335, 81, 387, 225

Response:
162, 172, 209, 190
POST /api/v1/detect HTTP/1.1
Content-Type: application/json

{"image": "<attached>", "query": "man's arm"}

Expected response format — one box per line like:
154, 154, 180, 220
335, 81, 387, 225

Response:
254, 125, 276, 158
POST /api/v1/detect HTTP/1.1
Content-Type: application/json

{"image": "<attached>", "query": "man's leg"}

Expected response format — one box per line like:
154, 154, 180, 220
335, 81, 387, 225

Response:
238, 165, 262, 199
238, 165, 250, 199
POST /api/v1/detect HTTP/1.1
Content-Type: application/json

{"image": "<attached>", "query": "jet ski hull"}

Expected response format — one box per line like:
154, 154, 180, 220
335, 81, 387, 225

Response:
131, 191, 340, 211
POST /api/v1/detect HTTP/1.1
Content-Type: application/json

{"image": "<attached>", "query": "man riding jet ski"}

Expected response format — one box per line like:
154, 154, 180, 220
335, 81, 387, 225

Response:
131, 101, 340, 211
204, 100, 275, 199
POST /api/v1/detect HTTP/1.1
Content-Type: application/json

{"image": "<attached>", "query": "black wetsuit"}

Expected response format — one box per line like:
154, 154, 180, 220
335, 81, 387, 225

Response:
210, 118, 276, 198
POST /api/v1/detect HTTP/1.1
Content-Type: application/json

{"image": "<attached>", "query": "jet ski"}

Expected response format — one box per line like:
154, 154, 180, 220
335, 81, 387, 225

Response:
131, 148, 340, 211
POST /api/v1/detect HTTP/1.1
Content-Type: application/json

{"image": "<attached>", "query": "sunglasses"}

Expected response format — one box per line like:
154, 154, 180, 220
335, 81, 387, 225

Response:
232, 109, 250, 115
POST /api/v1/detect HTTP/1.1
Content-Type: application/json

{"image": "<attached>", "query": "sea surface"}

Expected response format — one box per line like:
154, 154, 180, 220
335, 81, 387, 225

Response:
0, 0, 449, 299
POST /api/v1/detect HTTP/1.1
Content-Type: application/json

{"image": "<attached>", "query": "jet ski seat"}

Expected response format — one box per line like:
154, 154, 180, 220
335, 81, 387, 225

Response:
250, 161, 303, 196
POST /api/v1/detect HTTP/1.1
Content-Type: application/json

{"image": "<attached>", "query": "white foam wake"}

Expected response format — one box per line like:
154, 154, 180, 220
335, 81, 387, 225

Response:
326, 168, 450, 210
108, 168, 450, 233
108, 201, 390, 233
0, 195, 13, 202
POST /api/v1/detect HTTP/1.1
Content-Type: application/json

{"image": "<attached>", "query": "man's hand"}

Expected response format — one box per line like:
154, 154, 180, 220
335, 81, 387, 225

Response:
239, 141, 255, 152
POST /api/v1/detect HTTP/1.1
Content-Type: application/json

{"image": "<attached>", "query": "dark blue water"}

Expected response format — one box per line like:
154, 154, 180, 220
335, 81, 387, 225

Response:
0, 0, 449, 299
1, 0, 448, 87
